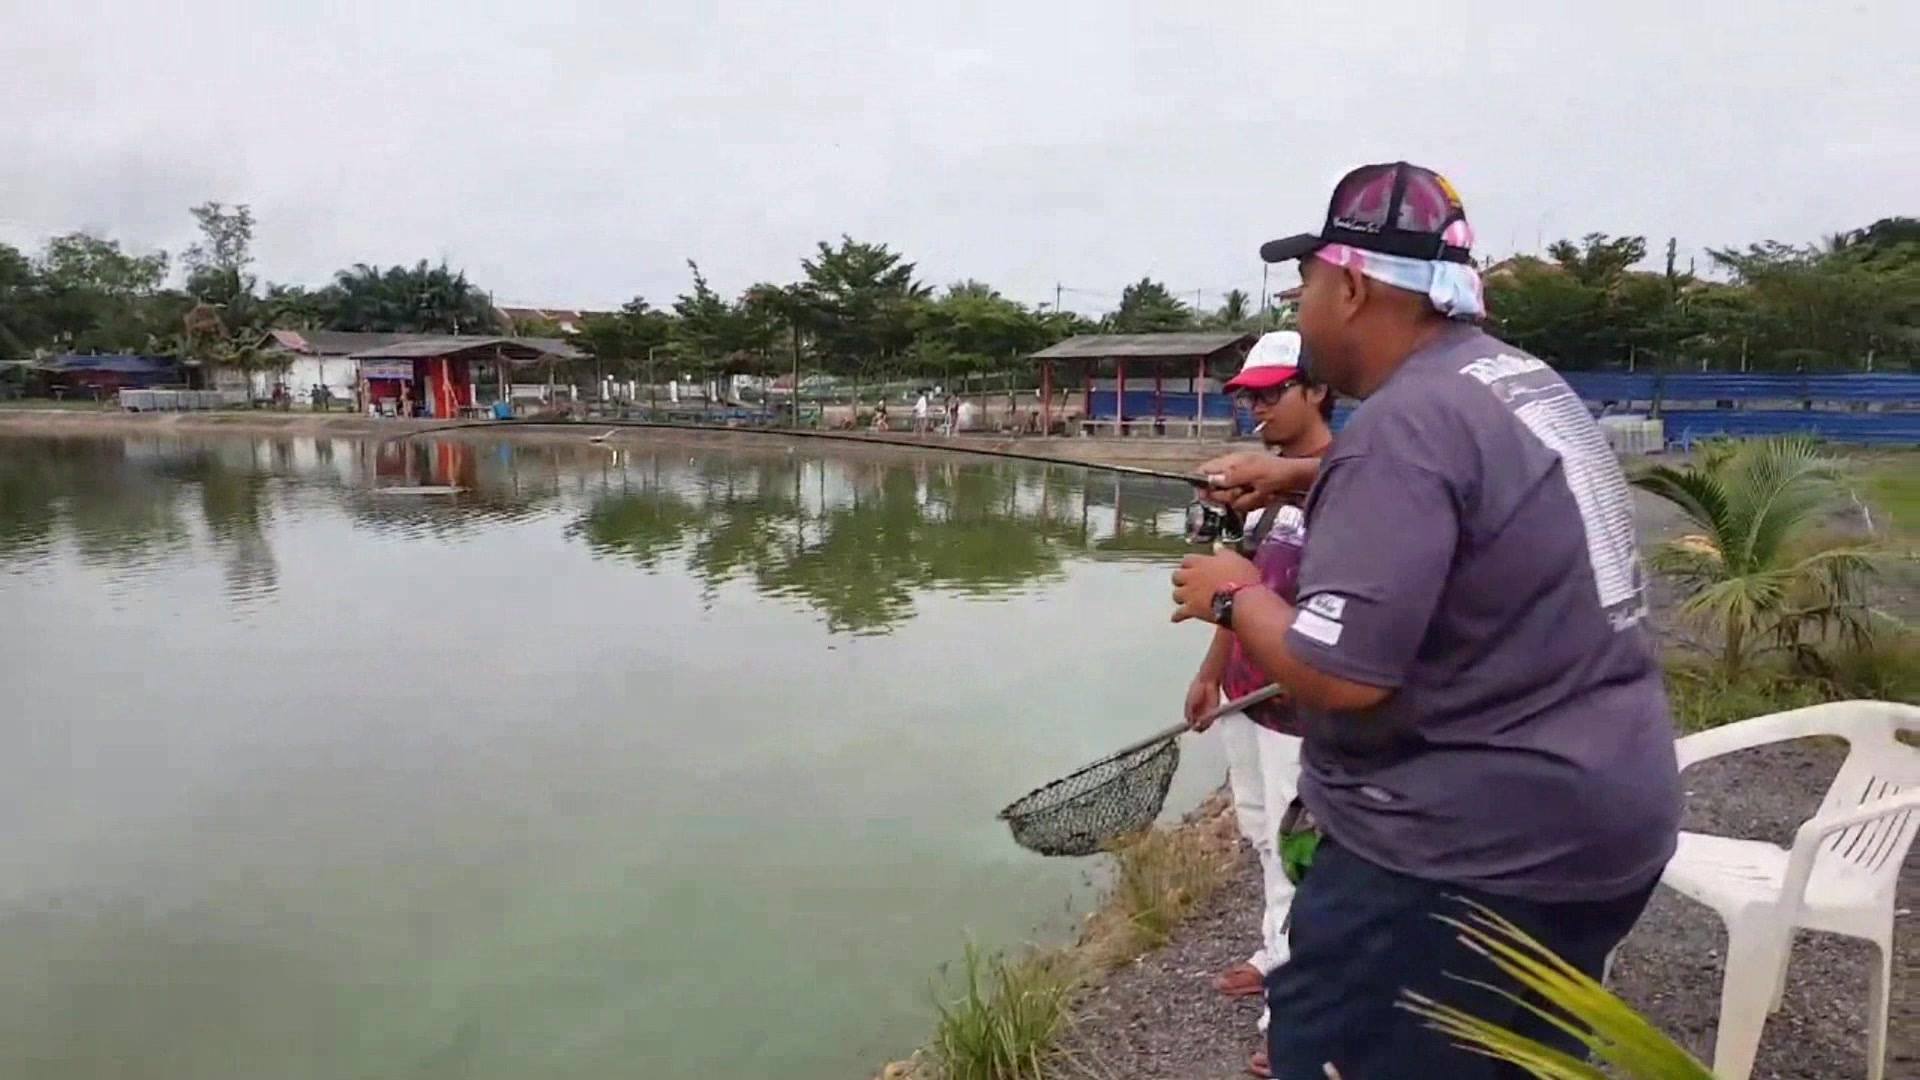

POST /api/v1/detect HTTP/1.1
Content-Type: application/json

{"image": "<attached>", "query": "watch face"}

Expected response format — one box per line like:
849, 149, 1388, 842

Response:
1211, 589, 1233, 626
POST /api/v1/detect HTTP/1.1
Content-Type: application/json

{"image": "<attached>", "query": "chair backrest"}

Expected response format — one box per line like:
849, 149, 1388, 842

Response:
1815, 702, 1920, 881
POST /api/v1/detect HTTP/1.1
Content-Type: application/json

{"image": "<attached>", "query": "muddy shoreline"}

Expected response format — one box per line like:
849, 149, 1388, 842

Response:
0, 408, 1243, 472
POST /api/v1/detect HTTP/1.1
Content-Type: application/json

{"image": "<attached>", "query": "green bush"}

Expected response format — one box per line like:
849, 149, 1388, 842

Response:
1665, 630, 1919, 733
1664, 663, 1832, 733
1809, 631, 1920, 703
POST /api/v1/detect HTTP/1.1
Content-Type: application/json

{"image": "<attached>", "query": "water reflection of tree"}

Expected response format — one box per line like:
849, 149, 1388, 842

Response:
172, 445, 279, 602
0, 437, 276, 593
571, 453, 1187, 633
1, 434, 1192, 630
570, 488, 703, 568
58, 443, 192, 569
0, 439, 70, 561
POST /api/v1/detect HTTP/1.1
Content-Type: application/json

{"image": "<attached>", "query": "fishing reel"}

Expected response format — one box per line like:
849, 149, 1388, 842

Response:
1183, 500, 1245, 547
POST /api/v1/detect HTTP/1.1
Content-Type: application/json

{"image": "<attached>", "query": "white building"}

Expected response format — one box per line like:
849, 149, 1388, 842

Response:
252, 329, 412, 405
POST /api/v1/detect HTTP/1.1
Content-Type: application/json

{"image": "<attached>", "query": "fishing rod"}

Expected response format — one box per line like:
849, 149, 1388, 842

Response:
385, 415, 1221, 487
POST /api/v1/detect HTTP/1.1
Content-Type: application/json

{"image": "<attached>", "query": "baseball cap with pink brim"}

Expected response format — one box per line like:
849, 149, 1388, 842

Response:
1223, 331, 1304, 393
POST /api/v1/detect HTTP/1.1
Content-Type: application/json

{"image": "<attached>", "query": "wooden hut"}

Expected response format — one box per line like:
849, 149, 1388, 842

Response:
1029, 333, 1255, 437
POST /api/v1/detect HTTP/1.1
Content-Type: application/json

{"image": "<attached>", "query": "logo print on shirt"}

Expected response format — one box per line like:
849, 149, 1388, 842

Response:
1293, 609, 1344, 646
1460, 353, 1646, 627
1305, 593, 1347, 621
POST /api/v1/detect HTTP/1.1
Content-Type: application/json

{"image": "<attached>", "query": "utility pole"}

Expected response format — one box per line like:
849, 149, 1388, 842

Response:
1054, 282, 1063, 314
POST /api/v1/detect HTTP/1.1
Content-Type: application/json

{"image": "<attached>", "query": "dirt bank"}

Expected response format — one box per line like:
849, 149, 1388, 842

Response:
0, 407, 1243, 473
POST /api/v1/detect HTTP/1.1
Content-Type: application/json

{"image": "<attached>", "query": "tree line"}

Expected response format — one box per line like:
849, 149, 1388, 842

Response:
1484, 222, 1920, 372
3, 202, 1914, 386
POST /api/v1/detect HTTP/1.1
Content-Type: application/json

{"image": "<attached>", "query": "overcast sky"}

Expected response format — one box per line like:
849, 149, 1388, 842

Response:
3, 1, 1913, 316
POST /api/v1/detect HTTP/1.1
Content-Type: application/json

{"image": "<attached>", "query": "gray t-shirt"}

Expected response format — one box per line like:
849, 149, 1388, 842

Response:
1287, 324, 1680, 902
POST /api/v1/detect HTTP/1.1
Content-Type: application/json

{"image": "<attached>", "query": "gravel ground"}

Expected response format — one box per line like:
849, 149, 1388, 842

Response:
1060, 740, 1916, 1079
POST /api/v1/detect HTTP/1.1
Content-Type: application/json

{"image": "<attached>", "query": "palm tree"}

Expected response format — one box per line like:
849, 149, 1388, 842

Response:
1630, 436, 1878, 676
1404, 904, 1715, 1078
1215, 289, 1251, 328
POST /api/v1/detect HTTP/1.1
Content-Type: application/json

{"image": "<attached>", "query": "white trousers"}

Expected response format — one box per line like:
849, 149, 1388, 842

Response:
1218, 711, 1302, 975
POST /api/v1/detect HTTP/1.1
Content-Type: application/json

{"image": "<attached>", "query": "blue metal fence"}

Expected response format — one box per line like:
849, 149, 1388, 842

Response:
1083, 373, 1917, 444
1562, 372, 1920, 404
1658, 409, 1920, 447
1555, 372, 1920, 446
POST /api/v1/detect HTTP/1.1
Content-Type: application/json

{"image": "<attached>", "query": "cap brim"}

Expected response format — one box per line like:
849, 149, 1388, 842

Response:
1223, 366, 1297, 392
1259, 233, 1325, 263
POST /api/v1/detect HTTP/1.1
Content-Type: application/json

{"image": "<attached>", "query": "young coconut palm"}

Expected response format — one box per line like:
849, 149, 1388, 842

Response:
1630, 436, 1878, 676
1403, 904, 1715, 1079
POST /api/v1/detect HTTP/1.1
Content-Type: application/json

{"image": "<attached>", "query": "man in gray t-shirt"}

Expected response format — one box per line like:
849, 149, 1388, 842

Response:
1172, 163, 1680, 1080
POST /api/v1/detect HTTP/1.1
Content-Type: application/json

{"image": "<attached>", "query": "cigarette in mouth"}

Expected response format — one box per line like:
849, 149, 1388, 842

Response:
1252, 421, 1266, 434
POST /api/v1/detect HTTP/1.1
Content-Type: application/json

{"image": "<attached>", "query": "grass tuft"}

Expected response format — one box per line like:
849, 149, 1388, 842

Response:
928, 943, 1078, 1080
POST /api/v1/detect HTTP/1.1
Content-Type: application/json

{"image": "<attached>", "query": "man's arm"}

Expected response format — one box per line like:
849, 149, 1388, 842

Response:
1172, 451, 1460, 712
1169, 555, 1389, 712
1183, 627, 1237, 731
1196, 452, 1321, 513
1228, 588, 1390, 712
1195, 626, 1233, 682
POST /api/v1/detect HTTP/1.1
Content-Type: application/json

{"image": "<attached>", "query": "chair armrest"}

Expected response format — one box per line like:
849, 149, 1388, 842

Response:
1779, 787, 1920, 914
1674, 699, 1904, 771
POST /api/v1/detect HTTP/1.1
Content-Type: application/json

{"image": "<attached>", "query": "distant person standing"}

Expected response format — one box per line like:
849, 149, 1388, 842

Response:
871, 399, 889, 432
944, 394, 960, 436
913, 390, 930, 435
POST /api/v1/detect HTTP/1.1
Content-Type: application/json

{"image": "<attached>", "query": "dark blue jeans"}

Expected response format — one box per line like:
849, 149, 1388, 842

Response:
1265, 839, 1656, 1080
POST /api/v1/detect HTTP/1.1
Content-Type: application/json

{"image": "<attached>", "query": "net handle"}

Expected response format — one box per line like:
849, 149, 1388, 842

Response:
1107, 683, 1285, 759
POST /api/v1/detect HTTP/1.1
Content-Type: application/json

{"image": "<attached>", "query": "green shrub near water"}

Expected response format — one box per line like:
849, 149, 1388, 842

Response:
921, 826, 1229, 1079
928, 944, 1077, 1080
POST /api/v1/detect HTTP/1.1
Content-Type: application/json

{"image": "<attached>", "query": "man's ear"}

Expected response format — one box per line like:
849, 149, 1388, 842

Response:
1339, 265, 1369, 319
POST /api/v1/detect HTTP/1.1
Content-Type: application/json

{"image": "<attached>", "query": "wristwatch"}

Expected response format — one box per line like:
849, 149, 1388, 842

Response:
1211, 582, 1253, 629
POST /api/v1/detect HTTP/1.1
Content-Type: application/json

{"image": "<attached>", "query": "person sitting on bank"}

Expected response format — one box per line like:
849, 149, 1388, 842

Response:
1171, 162, 1680, 1080
1183, 330, 1334, 1079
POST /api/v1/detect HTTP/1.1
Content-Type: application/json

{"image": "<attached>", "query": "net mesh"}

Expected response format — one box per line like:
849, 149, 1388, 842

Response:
996, 736, 1181, 857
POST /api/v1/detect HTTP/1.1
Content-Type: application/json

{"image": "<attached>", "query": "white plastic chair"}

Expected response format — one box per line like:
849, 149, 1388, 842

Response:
1661, 699, 1919, 1080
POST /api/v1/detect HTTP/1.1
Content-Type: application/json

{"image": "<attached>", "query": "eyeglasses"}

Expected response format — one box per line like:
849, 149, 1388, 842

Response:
1233, 381, 1301, 408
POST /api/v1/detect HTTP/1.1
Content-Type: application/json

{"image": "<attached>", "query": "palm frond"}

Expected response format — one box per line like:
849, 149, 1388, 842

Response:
1402, 904, 1716, 1079
1632, 437, 1868, 673
1732, 439, 1842, 570
1647, 540, 1725, 592
1631, 465, 1732, 542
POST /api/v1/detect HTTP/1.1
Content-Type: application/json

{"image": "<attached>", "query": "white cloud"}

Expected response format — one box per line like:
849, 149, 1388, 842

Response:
1, 0, 1913, 312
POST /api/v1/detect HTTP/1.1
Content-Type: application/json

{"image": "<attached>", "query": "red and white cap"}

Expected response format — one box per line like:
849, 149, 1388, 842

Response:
1223, 331, 1302, 392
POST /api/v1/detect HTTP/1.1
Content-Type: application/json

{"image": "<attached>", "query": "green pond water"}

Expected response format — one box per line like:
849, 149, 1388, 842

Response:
0, 432, 1223, 1079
